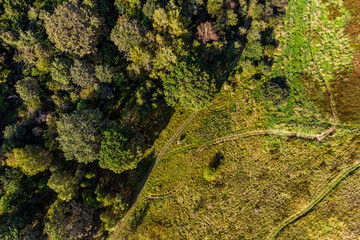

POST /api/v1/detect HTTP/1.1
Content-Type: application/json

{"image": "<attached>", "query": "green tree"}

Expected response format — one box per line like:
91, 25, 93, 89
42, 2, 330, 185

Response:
44, 1, 103, 57
50, 58, 72, 89
207, 0, 223, 17
99, 125, 144, 174
15, 78, 41, 112
95, 64, 116, 83
0, 168, 23, 214
70, 60, 97, 88
47, 169, 85, 201
110, 16, 146, 53
15, 78, 40, 103
56, 108, 103, 163
162, 61, 215, 110
6, 145, 52, 176
142, 0, 158, 20
153, 7, 187, 37
1, 124, 26, 153
243, 41, 264, 61
44, 200, 94, 240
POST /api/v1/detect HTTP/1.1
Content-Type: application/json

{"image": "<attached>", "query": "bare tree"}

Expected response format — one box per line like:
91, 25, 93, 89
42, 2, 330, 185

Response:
196, 21, 219, 44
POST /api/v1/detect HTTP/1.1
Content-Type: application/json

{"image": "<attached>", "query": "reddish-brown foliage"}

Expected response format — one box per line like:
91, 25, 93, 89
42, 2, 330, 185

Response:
331, 69, 360, 124
196, 21, 219, 44
331, 0, 360, 124
344, 0, 360, 48
300, 75, 331, 115
327, 5, 341, 20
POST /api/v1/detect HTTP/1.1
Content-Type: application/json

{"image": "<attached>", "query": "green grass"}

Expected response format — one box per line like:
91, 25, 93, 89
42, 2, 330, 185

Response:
268, 0, 352, 126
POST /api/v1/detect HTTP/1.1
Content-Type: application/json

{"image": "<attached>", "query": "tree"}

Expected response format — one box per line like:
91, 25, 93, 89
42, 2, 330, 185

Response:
44, 200, 95, 240
44, 1, 103, 57
243, 41, 264, 61
56, 108, 103, 163
197, 22, 219, 44
0, 168, 24, 214
47, 169, 84, 201
95, 64, 116, 83
1, 124, 26, 153
142, 0, 158, 20
207, 0, 223, 17
110, 16, 146, 53
50, 58, 72, 89
15, 78, 41, 112
70, 60, 97, 88
162, 61, 215, 110
6, 145, 52, 176
153, 7, 187, 37
99, 125, 144, 174
15, 78, 40, 103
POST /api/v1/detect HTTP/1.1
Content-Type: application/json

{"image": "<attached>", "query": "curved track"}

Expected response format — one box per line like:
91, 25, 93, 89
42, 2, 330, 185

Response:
267, 160, 360, 239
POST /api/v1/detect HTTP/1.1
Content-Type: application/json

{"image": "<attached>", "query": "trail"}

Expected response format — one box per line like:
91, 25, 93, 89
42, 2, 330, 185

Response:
267, 160, 360, 240
108, 12, 253, 240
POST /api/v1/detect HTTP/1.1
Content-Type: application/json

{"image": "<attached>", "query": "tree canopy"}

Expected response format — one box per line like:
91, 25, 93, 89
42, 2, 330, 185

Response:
99, 125, 144, 174
6, 145, 52, 176
56, 109, 103, 163
44, 200, 95, 240
162, 61, 215, 110
44, 1, 103, 57
110, 16, 146, 53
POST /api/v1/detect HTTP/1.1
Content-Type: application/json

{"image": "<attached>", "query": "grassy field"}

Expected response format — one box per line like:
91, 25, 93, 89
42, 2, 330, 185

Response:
121, 130, 359, 239
110, 0, 360, 238
278, 141, 360, 239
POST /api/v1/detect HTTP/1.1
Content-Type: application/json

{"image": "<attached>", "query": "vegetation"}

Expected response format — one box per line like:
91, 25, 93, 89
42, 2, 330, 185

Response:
56, 108, 103, 164
0, 0, 359, 238
44, 1, 103, 57
162, 60, 215, 110
99, 124, 144, 174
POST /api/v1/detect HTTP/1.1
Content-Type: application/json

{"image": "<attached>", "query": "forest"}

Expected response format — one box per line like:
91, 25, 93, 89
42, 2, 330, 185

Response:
0, 0, 359, 239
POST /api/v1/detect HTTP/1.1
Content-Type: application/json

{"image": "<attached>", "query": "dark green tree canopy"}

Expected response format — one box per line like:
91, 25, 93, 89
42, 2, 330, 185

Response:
0, 168, 24, 214
56, 108, 103, 163
99, 124, 144, 174
44, 1, 103, 57
1, 124, 26, 153
162, 61, 215, 110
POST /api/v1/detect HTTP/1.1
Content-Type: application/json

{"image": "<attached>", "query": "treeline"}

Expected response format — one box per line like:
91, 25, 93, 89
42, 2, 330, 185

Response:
0, 0, 287, 239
